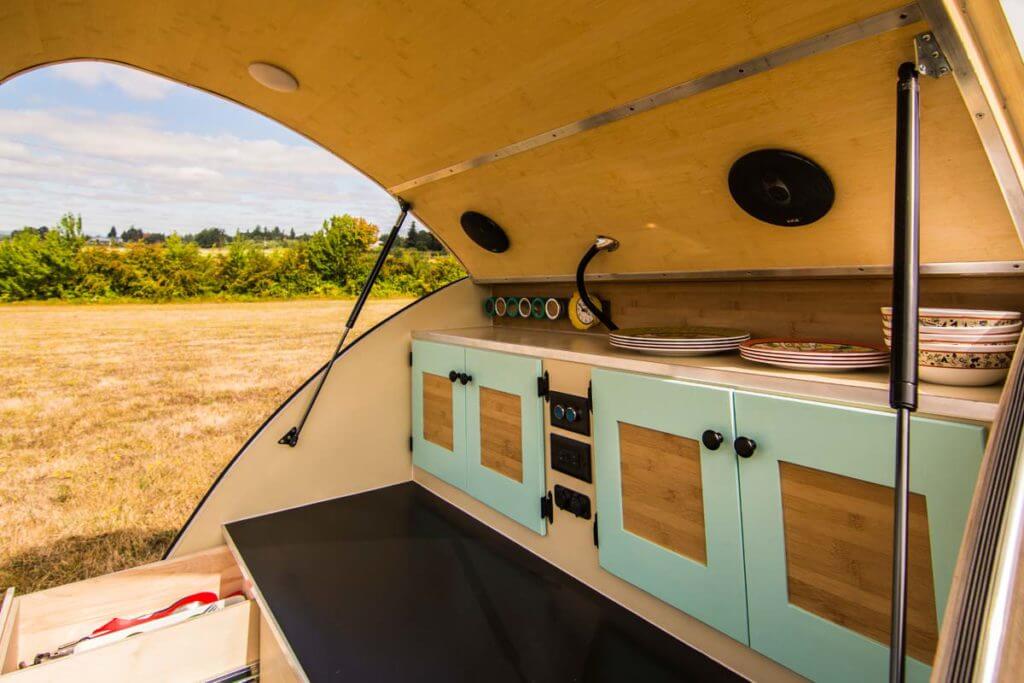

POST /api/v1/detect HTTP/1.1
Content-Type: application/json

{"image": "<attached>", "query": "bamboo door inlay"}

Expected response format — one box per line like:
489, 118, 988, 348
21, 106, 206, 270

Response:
479, 387, 523, 482
779, 461, 938, 663
422, 373, 454, 450
618, 422, 707, 564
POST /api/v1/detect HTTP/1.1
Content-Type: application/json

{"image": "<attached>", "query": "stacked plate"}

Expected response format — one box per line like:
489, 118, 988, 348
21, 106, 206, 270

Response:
740, 339, 889, 372
609, 326, 750, 356
881, 307, 1021, 386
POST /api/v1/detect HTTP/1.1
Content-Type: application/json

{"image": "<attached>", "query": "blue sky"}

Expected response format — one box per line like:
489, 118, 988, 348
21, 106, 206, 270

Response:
0, 62, 408, 236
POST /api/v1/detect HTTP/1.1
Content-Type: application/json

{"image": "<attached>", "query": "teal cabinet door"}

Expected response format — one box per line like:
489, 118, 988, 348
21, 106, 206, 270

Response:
411, 340, 467, 489
464, 348, 547, 535
592, 369, 748, 642
734, 392, 985, 683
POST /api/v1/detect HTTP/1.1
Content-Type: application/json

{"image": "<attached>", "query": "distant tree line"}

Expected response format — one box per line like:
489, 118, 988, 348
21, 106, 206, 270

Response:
89, 220, 444, 251
0, 213, 464, 302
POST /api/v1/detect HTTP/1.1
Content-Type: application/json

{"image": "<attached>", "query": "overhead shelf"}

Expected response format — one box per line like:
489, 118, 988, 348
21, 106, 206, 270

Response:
412, 326, 1003, 423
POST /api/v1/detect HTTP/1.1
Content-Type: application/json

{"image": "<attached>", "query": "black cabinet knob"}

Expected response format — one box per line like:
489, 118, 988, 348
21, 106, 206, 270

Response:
459, 372, 472, 385
448, 370, 458, 383
565, 406, 578, 423
701, 430, 724, 451
734, 436, 757, 458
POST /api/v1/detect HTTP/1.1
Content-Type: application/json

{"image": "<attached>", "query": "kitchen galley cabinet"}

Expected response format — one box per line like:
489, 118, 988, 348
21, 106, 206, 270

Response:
413, 341, 548, 534
412, 340, 468, 488
591, 369, 749, 642
734, 392, 985, 683
464, 348, 547, 535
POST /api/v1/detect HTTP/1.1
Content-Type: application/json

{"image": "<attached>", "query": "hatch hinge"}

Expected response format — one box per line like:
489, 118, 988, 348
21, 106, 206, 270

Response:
408, 350, 413, 367
537, 371, 550, 401
541, 491, 554, 524
587, 381, 594, 413
593, 513, 599, 547
914, 32, 950, 79
409, 435, 414, 452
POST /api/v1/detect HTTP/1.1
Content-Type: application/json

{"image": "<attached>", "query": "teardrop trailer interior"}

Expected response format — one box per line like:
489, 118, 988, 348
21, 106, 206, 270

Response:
3, 2, 1024, 681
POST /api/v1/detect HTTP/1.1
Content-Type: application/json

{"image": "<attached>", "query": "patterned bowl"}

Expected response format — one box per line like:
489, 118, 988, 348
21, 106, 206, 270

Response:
883, 337, 1017, 352
882, 324, 1021, 343
918, 348, 1013, 370
919, 365, 1009, 387
881, 306, 1021, 328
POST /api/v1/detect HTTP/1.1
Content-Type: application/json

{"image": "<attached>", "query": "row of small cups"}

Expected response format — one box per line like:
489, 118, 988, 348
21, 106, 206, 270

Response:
485, 296, 567, 320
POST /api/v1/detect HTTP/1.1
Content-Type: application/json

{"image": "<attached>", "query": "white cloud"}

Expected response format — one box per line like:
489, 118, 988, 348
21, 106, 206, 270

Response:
0, 106, 400, 233
48, 62, 174, 101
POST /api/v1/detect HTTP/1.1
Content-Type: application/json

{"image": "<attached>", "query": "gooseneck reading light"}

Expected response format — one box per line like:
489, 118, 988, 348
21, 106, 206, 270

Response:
575, 236, 619, 331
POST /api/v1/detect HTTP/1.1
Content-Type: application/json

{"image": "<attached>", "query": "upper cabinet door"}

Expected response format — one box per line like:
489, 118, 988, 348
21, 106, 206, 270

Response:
465, 348, 547, 535
412, 340, 467, 489
734, 392, 986, 683
592, 369, 748, 643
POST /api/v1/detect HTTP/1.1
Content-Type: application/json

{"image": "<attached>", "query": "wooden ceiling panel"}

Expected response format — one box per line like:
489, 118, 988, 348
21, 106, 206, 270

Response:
1, 0, 906, 187
1, 2, 1019, 279
404, 24, 1022, 279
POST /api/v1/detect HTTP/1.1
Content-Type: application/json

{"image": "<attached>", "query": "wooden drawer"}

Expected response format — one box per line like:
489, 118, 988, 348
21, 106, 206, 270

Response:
0, 546, 259, 681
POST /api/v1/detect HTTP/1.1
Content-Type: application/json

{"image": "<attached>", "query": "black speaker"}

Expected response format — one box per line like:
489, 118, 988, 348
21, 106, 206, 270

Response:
460, 211, 510, 252
728, 149, 834, 227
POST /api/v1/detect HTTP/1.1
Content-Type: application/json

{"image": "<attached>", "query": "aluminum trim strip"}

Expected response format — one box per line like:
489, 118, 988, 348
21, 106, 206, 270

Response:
387, 4, 921, 194
918, 0, 1024, 241
975, 434, 1024, 681
469, 260, 1024, 284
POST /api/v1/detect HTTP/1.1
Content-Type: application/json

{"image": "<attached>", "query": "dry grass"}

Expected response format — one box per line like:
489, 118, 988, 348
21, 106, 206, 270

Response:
0, 298, 412, 594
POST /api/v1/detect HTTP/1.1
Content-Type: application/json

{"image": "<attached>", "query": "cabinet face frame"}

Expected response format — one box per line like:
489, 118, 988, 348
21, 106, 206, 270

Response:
465, 348, 547, 535
734, 391, 986, 683
592, 369, 748, 643
412, 340, 467, 489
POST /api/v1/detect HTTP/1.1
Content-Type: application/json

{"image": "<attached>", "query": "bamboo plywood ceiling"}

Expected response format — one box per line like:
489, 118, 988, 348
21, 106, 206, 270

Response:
1, 1, 1020, 278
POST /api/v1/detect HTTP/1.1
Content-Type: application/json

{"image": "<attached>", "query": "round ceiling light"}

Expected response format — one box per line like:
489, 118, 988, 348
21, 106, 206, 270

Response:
248, 62, 299, 92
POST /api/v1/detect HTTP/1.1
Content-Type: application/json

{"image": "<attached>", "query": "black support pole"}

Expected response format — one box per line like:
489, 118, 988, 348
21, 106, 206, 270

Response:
279, 199, 411, 448
888, 62, 920, 683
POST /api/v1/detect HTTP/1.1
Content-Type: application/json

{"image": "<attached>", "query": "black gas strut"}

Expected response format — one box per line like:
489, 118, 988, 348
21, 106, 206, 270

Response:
279, 199, 411, 448
888, 62, 920, 683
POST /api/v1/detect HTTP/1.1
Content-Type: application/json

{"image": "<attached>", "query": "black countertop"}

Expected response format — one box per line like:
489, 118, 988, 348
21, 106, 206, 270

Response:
226, 482, 742, 682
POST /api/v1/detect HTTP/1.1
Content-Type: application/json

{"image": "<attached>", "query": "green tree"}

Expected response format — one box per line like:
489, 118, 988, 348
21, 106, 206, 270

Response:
306, 214, 379, 286
107, 226, 118, 241
0, 212, 86, 300
193, 227, 229, 248
122, 226, 144, 242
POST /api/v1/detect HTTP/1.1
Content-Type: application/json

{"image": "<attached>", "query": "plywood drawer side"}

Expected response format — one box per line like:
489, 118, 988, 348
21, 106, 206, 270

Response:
2, 600, 258, 682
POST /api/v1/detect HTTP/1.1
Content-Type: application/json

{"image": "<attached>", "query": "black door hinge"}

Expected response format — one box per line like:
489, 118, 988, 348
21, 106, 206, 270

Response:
409, 435, 414, 452
593, 513, 599, 547
408, 350, 413, 367
587, 381, 594, 413
537, 371, 550, 401
541, 491, 554, 524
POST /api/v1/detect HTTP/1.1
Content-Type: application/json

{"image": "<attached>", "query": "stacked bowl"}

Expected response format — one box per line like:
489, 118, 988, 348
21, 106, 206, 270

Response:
881, 307, 1021, 386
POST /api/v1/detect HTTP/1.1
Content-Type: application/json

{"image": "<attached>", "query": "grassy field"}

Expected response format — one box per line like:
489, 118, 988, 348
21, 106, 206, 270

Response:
0, 298, 413, 593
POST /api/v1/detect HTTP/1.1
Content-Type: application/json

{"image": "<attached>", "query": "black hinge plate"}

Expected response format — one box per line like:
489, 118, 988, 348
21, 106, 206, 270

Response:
537, 371, 550, 400
409, 435, 414, 452
593, 513, 599, 547
587, 381, 593, 413
408, 350, 413, 367
540, 491, 554, 524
